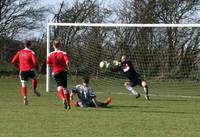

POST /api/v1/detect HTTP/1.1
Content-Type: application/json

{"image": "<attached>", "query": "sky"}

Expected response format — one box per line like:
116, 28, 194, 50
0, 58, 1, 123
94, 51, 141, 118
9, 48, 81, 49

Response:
20, 0, 118, 39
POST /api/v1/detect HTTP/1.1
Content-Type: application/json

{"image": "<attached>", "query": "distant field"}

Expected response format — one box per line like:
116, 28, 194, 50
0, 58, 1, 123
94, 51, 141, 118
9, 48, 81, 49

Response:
0, 76, 200, 137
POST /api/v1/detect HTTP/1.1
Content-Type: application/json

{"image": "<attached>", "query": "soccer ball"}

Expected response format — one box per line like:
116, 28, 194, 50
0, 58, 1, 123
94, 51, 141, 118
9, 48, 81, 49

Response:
99, 61, 110, 69
99, 61, 106, 68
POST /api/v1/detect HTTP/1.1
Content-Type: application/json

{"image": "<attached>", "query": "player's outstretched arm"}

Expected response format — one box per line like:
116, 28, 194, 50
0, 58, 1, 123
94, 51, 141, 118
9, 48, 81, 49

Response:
109, 61, 121, 72
70, 87, 78, 100
70, 92, 74, 101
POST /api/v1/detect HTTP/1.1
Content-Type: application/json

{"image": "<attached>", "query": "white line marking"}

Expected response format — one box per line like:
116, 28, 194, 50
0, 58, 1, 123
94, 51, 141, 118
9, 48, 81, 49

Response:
95, 92, 200, 99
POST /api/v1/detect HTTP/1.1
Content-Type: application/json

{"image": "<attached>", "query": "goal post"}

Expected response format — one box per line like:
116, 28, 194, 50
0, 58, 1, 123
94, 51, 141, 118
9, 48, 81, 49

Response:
46, 23, 200, 92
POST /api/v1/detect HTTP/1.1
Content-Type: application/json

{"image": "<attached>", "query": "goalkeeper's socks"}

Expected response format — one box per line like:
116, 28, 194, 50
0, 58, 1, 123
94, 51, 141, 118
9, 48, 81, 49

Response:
143, 86, 149, 96
126, 85, 139, 96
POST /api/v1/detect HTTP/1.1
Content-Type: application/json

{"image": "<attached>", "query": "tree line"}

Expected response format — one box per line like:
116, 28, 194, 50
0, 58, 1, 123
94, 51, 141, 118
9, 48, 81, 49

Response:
0, 0, 200, 80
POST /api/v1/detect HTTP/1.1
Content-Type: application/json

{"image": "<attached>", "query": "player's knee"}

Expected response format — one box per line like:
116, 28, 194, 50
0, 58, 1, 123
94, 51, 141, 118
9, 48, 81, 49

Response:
57, 86, 63, 91
124, 82, 129, 87
21, 80, 27, 87
32, 78, 37, 82
141, 81, 147, 87
63, 88, 69, 94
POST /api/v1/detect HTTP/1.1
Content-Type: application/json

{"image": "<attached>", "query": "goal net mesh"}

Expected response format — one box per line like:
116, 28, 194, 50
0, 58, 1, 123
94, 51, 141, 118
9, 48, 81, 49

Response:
48, 25, 200, 94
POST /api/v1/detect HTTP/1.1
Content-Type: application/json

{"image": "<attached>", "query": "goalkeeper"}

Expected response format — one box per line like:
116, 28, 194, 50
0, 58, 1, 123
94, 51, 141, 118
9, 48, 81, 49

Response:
70, 76, 112, 108
110, 55, 150, 100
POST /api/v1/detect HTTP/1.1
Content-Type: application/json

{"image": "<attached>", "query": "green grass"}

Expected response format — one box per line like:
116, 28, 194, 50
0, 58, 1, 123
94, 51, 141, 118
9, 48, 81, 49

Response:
0, 61, 17, 72
0, 76, 200, 137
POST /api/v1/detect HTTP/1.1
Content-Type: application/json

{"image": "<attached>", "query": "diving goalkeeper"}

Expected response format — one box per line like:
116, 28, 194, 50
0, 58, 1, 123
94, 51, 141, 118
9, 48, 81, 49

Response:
110, 55, 150, 100
70, 76, 112, 108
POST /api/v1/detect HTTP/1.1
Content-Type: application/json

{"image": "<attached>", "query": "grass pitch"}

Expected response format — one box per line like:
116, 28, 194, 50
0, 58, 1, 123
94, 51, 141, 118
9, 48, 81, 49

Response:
0, 76, 200, 137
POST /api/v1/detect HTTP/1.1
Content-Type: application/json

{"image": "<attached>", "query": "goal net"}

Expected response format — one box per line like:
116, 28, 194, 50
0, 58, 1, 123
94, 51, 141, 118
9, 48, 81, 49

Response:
46, 23, 200, 96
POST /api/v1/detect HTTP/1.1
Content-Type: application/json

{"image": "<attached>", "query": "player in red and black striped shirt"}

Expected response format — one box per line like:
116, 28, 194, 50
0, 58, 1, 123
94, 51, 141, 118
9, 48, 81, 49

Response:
47, 39, 70, 110
12, 40, 41, 105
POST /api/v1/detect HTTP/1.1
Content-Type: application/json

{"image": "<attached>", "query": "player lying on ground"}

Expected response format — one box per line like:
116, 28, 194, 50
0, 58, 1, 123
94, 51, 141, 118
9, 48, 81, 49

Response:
47, 39, 71, 110
110, 55, 150, 100
11, 40, 41, 105
70, 76, 112, 108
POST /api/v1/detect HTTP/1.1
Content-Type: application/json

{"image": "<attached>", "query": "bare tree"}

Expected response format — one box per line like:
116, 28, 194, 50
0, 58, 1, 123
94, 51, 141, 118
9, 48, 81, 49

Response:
0, 0, 48, 38
114, 0, 200, 79
156, 0, 200, 78
51, 0, 112, 76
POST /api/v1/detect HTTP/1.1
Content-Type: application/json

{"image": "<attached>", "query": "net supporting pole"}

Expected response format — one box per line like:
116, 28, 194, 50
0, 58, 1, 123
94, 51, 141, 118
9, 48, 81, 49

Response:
46, 24, 50, 92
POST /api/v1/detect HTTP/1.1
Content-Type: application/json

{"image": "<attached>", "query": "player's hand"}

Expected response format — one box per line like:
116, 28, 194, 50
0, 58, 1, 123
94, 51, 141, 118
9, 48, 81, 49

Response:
70, 94, 73, 101
113, 60, 121, 66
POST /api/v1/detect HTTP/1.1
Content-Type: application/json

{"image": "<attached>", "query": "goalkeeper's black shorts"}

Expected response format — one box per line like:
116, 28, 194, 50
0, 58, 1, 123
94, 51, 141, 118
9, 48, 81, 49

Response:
129, 76, 144, 87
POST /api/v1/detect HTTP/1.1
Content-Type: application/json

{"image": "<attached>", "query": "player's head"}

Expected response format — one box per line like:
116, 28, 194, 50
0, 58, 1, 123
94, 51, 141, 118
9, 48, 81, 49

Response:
121, 55, 127, 62
82, 76, 90, 86
53, 39, 61, 49
24, 40, 31, 48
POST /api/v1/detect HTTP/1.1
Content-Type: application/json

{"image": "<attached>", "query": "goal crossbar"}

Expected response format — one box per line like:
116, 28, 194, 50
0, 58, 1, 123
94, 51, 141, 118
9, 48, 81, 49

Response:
47, 23, 200, 27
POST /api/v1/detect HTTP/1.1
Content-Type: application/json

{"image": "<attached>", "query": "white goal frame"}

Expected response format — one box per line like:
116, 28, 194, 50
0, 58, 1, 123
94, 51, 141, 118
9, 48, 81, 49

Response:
46, 23, 200, 92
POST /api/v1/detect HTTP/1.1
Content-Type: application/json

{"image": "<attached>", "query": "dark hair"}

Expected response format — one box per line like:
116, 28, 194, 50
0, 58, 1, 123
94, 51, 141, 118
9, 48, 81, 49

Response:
82, 76, 90, 84
24, 40, 31, 47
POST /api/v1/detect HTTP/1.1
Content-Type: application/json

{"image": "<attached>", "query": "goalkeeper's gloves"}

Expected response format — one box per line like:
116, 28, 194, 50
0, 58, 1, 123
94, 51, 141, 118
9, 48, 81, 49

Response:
113, 60, 121, 66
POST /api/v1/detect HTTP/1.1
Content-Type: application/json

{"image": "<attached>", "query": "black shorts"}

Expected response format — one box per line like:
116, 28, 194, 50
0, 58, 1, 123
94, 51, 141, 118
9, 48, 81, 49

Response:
54, 71, 68, 88
129, 76, 144, 87
77, 101, 95, 108
20, 71, 36, 81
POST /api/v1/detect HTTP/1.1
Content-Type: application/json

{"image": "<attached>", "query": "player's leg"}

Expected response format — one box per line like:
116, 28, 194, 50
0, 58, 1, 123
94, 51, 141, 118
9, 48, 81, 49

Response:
54, 73, 67, 109
30, 71, 40, 96
20, 72, 28, 105
62, 72, 70, 109
57, 86, 65, 99
124, 81, 140, 98
104, 97, 112, 106
141, 80, 150, 100
73, 101, 79, 108
63, 88, 70, 109
96, 97, 112, 107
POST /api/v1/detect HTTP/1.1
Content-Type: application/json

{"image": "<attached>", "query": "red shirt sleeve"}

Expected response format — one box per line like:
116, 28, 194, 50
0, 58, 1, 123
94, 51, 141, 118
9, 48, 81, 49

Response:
46, 54, 51, 66
31, 53, 39, 70
11, 52, 19, 68
64, 53, 70, 69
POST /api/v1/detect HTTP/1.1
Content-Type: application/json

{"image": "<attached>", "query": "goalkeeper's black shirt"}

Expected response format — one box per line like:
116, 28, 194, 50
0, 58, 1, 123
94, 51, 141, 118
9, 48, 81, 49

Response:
111, 60, 141, 80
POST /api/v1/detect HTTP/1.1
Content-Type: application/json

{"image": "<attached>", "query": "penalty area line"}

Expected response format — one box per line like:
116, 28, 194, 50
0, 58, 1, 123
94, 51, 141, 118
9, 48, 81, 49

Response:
96, 92, 200, 99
